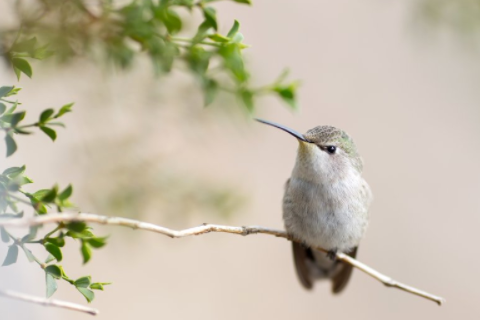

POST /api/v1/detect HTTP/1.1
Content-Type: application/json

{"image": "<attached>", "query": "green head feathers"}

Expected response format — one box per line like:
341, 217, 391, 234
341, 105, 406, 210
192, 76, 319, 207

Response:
303, 126, 363, 171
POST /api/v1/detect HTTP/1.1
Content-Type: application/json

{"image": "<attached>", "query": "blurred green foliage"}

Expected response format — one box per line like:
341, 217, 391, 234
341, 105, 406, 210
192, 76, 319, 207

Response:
0, 85, 110, 302
418, 0, 480, 37
0, 0, 297, 305
0, 0, 298, 110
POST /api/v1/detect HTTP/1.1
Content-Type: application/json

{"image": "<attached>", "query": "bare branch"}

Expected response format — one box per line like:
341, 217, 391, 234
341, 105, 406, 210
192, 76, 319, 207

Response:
0, 213, 446, 306
0, 289, 99, 316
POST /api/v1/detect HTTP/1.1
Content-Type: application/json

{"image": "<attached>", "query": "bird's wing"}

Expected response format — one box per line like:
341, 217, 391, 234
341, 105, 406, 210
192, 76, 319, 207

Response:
331, 246, 358, 294
286, 178, 313, 289
292, 242, 313, 290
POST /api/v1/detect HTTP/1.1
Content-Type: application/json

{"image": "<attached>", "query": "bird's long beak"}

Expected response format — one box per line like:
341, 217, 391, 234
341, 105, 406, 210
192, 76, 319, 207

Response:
255, 119, 311, 143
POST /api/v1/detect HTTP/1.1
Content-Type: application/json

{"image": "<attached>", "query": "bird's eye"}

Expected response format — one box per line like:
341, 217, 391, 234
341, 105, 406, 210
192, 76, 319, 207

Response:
325, 146, 336, 154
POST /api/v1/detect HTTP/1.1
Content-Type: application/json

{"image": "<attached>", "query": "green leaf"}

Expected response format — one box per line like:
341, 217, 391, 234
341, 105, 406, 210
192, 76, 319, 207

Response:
12, 58, 33, 79
40, 126, 57, 141
74, 276, 91, 288
219, 44, 248, 83
161, 42, 179, 73
81, 241, 92, 264
2, 245, 18, 266
76, 287, 95, 303
66, 229, 94, 239
66, 222, 87, 233
1, 227, 10, 243
21, 226, 38, 242
13, 128, 32, 135
208, 33, 230, 43
227, 20, 240, 38
32, 189, 50, 199
54, 103, 73, 118
21, 245, 35, 262
0, 103, 6, 115
87, 237, 108, 248
58, 184, 73, 201
1, 111, 26, 126
233, 0, 252, 4
193, 20, 213, 43
5, 134, 17, 157
11, 37, 37, 54
40, 186, 57, 203
33, 44, 54, 60
6, 182, 20, 192
202, 7, 218, 31
203, 78, 218, 106
13, 68, 21, 81
90, 282, 111, 291
39, 109, 54, 123
46, 273, 57, 298
157, 9, 182, 34
45, 265, 62, 279
89, 283, 104, 291
2, 165, 25, 177
0, 86, 13, 99
239, 89, 254, 112
35, 202, 47, 215
45, 237, 65, 248
17, 176, 33, 185
188, 46, 210, 74
4, 101, 18, 114
45, 254, 55, 264
273, 82, 299, 109
6, 87, 21, 97
45, 243, 63, 262
232, 32, 245, 45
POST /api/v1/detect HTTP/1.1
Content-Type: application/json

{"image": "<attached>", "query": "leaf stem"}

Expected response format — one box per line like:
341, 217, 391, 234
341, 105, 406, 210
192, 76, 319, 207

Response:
43, 225, 62, 239
16, 123, 38, 129
6, 193, 32, 207
170, 37, 222, 48
0, 98, 20, 104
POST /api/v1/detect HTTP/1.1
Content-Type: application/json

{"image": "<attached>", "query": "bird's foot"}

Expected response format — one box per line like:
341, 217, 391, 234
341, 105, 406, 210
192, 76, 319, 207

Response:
326, 249, 338, 261
300, 241, 310, 249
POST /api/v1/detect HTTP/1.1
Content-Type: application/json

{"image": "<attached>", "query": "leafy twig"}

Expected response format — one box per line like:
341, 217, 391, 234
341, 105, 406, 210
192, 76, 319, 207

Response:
0, 212, 446, 306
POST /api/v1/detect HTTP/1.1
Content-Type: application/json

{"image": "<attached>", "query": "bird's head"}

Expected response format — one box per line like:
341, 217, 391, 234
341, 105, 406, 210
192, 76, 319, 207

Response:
256, 119, 363, 181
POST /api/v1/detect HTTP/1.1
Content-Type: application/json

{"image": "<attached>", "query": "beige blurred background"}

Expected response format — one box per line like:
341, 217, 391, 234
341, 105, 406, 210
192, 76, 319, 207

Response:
1, 0, 480, 319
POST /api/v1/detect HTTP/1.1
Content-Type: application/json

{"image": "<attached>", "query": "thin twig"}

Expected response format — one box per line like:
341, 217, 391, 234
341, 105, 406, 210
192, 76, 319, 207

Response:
0, 213, 446, 306
0, 289, 99, 316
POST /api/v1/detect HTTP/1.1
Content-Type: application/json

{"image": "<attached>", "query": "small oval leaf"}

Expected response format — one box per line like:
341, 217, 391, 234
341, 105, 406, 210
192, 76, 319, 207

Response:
74, 276, 92, 288
81, 241, 92, 264
45, 265, 62, 279
39, 126, 57, 141
39, 109, 54, 123
46, 273, 57, 298
2, 245, 19, 266
1, 227, 10, 243
45, 243, 63, 262
12, 58, 33, 79
76, 287, 95, 303
5, 134, 17, 157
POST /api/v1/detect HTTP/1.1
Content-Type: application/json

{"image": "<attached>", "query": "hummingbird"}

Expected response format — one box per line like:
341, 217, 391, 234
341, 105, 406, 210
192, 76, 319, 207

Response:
256, 119, 372, 293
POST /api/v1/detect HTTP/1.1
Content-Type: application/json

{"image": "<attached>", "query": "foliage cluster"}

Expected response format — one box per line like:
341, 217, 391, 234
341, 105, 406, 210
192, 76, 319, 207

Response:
1, 0, 299, 110
1, 84, 110, 302
0, 0, 298, 304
